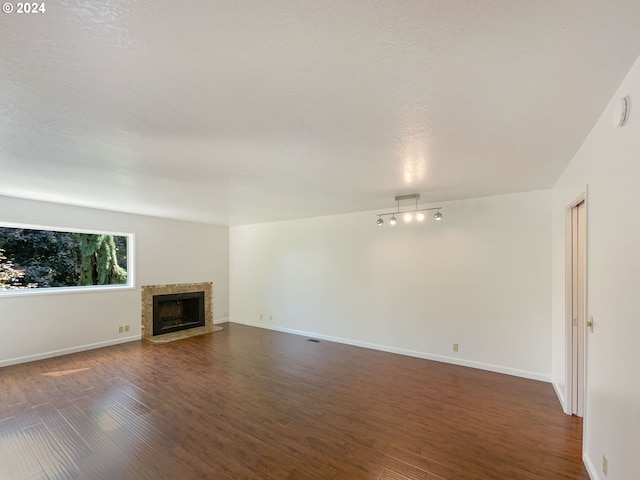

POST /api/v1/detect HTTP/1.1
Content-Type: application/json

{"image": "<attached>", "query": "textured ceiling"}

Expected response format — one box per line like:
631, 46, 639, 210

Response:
1, 1, 640, 225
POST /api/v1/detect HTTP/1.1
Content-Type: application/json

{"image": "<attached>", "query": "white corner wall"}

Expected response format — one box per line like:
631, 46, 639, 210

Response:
551, 54, 640, 479
230, 190, 552, 380
0, 195, 229, 366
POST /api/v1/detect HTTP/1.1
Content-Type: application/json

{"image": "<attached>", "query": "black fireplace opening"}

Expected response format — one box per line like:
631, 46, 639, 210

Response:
153, 291, 205, 336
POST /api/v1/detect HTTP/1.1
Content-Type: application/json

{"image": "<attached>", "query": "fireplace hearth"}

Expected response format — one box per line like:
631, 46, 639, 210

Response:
153, 291, 205, 336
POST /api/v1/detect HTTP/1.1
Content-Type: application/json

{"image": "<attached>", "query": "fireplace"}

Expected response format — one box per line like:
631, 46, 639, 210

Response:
141, 282, 214, 342
153, 291, 205, 336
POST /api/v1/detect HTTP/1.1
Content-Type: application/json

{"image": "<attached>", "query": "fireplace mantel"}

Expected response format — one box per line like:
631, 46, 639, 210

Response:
141, 282, 213, 342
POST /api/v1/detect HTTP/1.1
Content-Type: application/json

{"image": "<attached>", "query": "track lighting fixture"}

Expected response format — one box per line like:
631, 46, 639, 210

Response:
376, 194, 443, 226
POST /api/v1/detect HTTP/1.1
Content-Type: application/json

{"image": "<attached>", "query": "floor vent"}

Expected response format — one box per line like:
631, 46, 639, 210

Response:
307, 338, 320, 343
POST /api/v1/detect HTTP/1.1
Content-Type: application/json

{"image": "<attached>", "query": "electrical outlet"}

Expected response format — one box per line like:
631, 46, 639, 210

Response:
453, 343, 459, 352
118, 326, 124, 333
602, 454, 608, 476
124, 325, 129, 332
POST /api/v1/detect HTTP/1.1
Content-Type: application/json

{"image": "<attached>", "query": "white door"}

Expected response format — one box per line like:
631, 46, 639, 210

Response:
569, 200, 586, 417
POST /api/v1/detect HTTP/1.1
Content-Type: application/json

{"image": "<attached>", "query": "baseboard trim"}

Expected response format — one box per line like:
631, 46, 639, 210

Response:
552, 381, 569, 414
2, 320, 229, 368
0, 335, 142, 368
583, 453, 598, 480
230, 319, 550, 382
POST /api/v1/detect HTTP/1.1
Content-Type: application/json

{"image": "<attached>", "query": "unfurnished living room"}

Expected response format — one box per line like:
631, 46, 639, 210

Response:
1, 2, 639, 479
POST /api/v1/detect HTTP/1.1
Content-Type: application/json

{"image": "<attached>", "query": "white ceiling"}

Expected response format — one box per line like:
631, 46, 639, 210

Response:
1, 1, 640, 225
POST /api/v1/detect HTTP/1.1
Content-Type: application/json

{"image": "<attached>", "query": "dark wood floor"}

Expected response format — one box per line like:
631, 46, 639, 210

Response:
0, 323, 589, 479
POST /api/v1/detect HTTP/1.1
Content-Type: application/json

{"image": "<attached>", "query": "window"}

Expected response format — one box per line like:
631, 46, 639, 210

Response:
0, 223, 134, 294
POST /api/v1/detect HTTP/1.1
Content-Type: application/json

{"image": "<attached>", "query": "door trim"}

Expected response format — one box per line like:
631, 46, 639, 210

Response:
564, 192, 587, 417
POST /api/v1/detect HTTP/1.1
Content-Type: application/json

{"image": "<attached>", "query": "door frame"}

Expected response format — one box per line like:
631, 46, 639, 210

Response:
564, 192, 588, 417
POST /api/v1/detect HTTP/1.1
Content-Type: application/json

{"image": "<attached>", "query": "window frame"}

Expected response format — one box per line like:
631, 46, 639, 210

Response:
0, 221, 135, 297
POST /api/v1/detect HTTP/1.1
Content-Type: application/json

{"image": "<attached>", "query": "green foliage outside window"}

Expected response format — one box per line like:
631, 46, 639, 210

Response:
0, 226, 129, 291
0, 248, 30, 289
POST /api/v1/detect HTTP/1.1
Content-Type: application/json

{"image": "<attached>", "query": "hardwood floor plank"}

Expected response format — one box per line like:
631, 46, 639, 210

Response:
57, 404, 121, 454
25, 473, 49, 480
21, 422, 81, 480
0, 324, 589, 479
6, 402, 42, 430
378, 467, 437, 480
0, 417, 45, 480
48, 423, 93, 463
32, 403, 67, 430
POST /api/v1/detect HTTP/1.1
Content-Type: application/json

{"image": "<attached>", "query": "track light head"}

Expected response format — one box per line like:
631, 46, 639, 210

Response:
434, 211, 443, 221
403, 212, 413, 223
376, 217, 384, 226
389, 216, 397, 226
416, 212, 425, 222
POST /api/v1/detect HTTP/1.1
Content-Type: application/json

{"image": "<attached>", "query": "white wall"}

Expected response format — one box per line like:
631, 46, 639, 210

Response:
230, 190, 552, 380
551, 55, 640, 479
0, 195, 229, 366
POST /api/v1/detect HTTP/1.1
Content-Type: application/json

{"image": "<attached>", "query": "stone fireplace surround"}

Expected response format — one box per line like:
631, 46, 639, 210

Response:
141, 282, 214, 342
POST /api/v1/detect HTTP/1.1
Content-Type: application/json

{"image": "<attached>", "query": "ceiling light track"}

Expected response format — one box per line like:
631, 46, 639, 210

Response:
376, 194, 443, 226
